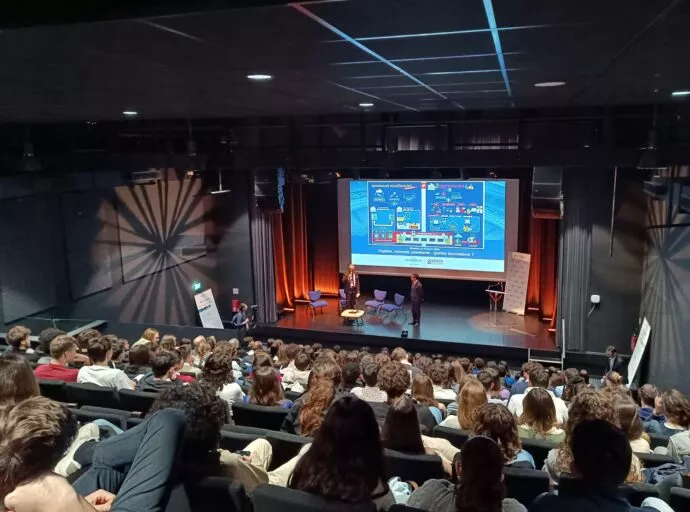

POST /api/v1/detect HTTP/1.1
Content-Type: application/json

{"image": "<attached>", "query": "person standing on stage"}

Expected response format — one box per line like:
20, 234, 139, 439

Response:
410, 273, 424, 327
343, 264, 360, 310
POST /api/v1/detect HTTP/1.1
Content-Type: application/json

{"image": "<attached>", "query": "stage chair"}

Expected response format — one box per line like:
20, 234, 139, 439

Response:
520, 438, 558, 470
432, 425, 471, 449
307, 290, 328, 317
648, 432, 670, 450
670, 487, 690, 512
379, 293, 407, 322
253, 484, 375, 512
265, 431, 313, 470
364, 290, 387, 313
231, 402, 289, 431
384, 449, 444, 484
38, 379, 68, 402
338, 289, 347, 312
66, 382, 121, 409
220, 425, 270, 452
118, 388, 158, 415
634, 451, 677, 468
503, 467, 550, 506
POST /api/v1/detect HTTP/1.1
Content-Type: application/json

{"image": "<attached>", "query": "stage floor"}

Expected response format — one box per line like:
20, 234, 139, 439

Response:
261, 298, 556, 356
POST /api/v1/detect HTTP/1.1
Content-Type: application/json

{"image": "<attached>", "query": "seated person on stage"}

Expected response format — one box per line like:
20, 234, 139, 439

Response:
645, 388, 689, 436
638, 383, 665, 423
440, 379, 488, 430
77, 337, 135, 390
0, 396, 187, 512
530, 419, 670, 512
282, 352, 311, 393
428, 363, 458, 401
352, 362, 388, 403
244, 366, 293, 409
517, 387, 566, 443
473, 403, 535, 469
507, 366, 569, 425
408, 436, 527, 512
368, 361, 437, 434
6, 325, 38, 362
136, 351, 181, 393
34, 335, 82, 383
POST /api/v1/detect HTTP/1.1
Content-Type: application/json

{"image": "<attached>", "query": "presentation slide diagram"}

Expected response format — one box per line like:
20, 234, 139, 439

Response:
350, 180, 506, 272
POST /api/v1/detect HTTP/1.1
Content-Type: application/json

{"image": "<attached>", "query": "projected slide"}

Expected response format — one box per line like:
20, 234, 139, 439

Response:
350, 180, 506, 272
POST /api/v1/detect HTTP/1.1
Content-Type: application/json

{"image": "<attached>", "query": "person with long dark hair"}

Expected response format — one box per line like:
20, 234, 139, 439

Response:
288, 395, 394, 509
0, 354, 40, 406
408, 436, 526, 512
246, 366, 293, 408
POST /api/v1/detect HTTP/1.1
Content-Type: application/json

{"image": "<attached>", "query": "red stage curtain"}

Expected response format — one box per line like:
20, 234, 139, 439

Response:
526, 216, 559, 324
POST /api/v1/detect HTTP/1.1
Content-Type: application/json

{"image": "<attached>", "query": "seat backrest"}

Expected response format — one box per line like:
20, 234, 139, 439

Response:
220, 426, 269, 452
389, 506, 420, 512
432, 425, 471, 449
69, 407, 129, 431
620, 482, 660, 507
265, 431, 314, 470
166, 476, 251, 512
503, 466, 550, 506
232, 402, 289, 431
634, 451, 677, 468
118, 388, 158, 414
648, 432, 670, 450
520, 438, 558, 470
308, 290, 321, 302
66, 382, 121, 409
38, 379, 67, 402
670, 487, 690, 512
374, 289, 386, 301
253, 484, 375, 512
394, 293, 405, 306
384, 449, 444, 484
285, 390, 303, 402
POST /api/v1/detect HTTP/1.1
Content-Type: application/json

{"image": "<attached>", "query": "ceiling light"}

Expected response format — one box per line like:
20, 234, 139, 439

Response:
247, 74, 273, 81
671, 90, 690, 97
122, 110, 138, 116
359, 102, 374, 108
534, 81, 565, 88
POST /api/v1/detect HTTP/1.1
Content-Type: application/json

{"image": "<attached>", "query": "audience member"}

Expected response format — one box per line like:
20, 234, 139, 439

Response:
408, 436, 526, 512
194, 340, 212, 367
126, 343, 152, 376
6, 325, 37, 362
132, 327, 160, 348
517, 387, 565, 443
178, 344, 202, 376
283, 355, 343, 435
33, 335, 81, 382
35, 327, 66, 364
247, 366, 293, 408
0, 354, 40, 405
288, 395, 395, 509
604, 370, 625, 392
638, 383, 665, 423
342, 361, 361, 391
646, 388, 690, 436
136, 351, 181, 392
499, 361, 515, 388
202, 349, 244, 413
449, 360, 466, 393
391, 347, 422, 378
159, 334, 177, 351
351, 362, 387, 403
76, 328, 101, 355
612, 392, 652, 453
478, 368, 509, 404
428, 363, 457, 401
473, 403, 535, 468
578, 368, 590, 385
507, 366, 568, 424
440, 379, 488, 430
411, 374, 444, 424
77, 337, 135, 390
561, 376, 587, 403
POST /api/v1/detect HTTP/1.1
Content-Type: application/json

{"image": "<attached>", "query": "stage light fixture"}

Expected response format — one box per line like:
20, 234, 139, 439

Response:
122, 110, 138, 116
359, 102, 374, 108
534, 81, 565, 88
671, 90, 690, 97
247, 74, 273, 81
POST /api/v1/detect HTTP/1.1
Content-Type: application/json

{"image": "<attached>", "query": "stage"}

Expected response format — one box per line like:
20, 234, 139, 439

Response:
255, 297, 557, 363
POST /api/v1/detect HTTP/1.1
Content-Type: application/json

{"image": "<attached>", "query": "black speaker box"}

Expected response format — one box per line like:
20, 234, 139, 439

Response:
532, 166, 563, 219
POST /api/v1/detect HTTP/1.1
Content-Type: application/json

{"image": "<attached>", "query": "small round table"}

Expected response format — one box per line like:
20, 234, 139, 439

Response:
340, 309, 365, 327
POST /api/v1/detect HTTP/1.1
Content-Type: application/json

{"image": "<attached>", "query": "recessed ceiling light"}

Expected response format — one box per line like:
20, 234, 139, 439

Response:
122, 110, 138, 116
534, 81, 566, 88
671, 90, 690, 97
359, 102, 374, 108
247, 74, 273, 81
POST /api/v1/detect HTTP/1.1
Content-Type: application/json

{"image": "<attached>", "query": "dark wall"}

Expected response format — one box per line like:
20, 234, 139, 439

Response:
0, 170, 254, 335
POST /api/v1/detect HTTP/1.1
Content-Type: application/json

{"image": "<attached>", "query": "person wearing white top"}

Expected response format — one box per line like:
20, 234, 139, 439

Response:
507, 367, 568, 425
77, 337, 134, 391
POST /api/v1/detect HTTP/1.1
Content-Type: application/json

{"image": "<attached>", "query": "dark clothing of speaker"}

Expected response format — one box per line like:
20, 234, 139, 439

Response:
410, 279, 424, 324
343, 271, 360, 310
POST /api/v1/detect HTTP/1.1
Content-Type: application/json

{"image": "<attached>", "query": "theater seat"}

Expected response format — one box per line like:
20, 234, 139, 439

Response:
432, 425, 471, 449
670, 487, 690, 512
38, 379, 68, 402
648, 432, 670, 450
620, 482, 660, 507
634, 451, 677, 468
520, 438, 557, 470
265, 431, 313, 470
166, 476, 251, 512
118, 388, 158, 414
389, 506, 420, 512
253, 484, 376, 512
232, 402, 289, 431
69, 407, 129, 432
384, 449, 444, 484
503, 466, 550, 506
220, 425, 270, 452
66, 382, 120, 409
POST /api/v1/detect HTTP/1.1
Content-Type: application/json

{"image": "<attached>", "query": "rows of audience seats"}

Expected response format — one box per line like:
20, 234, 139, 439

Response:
1, 324, 689, 512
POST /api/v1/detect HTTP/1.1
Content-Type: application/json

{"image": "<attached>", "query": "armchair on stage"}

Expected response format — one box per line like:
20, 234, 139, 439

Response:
379, 293, 407, 322
364, 289, 387, 312
306, 290, 328, 317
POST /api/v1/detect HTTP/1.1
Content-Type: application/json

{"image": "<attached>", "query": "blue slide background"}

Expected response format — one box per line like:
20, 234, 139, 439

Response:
350, 180, 506, 271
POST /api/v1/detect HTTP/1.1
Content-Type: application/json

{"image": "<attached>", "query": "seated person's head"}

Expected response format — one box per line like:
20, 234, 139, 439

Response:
454, 436, 506, 511
76, 328, 100, 353
6, 326, 31, 352
661, 389, 690, 429
248, 340, 262, 352
578, 368, 590, 384
605, 371, 624, 389
49, 335, 78, 366
374, 353, 391, 370
571, 419, 631, 489
203, 350, 235, 390
37, 328, 65, 355
0, 397, 77, 502
298, 356, 342, 435
458, 379, 489, 430
289, 395, 387, 503
160, 335, 177, 351
0, 355, 40, 406
197, 340, 212, 359
638, 383, 659, 408
129, 343, 152, 369
294, 353, 311, 372
390, 347, 408, 363
192, 335, 206, 349
87, 337, 112, 365
459, 357, 471, 373
564, 367, 580, 383
528, 366, 549, 389
362, 363, 379, 388
250, 366, 285, 406
206, 336, 217, 351
519, 388, 557, 435
149, 383, 228, 466
381, 397, 424, 454
477, 369, 498, 393
252, 350, 273, 369
143, 328, 160, 344
151, 351, 176, 379
561, 377, 587, 403
178, 344, 194, 365
549, 371, 565, 389
377, 362, 410, 401
496, 362, 508, 378
342, 362, 361, 389
111, 338, 126, 362
612, 393, 645, 442
427, 363, 447, 387
285, 344, 301, 363
472, 403, 522, 463
474, 358, 485, 370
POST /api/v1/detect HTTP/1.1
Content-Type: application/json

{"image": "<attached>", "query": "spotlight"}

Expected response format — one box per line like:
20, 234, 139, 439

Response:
122, 110, 138, 116
534, 81, 565, 88
247, 74, 273, 81
359, 102, 374, 108
671, 90, 690, 97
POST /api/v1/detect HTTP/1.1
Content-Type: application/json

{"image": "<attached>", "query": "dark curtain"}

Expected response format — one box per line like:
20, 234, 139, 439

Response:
250, 208, 278, 323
